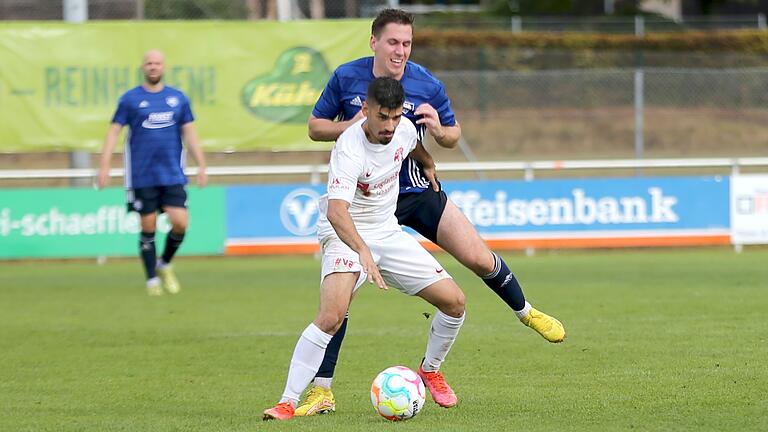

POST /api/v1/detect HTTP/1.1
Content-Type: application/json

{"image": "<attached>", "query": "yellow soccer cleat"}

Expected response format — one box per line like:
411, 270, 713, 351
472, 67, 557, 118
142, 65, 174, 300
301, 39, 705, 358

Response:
521, 308, 565, 343
294, 386, 336, 416
156, 265, 181, 294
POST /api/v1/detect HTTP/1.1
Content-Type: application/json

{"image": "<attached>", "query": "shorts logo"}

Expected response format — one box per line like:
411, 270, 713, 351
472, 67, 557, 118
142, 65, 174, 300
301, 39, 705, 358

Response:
436, 268, 444, 273
280, 188, 320, 236
333, 257, 356, 270
133, 199, 143, 211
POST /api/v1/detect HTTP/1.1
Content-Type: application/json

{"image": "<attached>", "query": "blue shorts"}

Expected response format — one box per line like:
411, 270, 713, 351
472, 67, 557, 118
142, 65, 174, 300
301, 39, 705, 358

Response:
395, 184, 448, 243
126, 184, 187, 215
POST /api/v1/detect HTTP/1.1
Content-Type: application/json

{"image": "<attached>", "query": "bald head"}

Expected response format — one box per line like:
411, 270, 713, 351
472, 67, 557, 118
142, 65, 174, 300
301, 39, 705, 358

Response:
142, 49, 165, 86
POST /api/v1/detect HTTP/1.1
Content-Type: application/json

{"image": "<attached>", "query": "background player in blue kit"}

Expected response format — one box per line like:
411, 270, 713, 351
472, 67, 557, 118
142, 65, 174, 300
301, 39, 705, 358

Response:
97, 49, 207, 296
298, 9, 566, 415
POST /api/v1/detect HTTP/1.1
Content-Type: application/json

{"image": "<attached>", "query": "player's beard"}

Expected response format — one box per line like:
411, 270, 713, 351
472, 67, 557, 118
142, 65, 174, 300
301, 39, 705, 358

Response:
145, 74, 163, 85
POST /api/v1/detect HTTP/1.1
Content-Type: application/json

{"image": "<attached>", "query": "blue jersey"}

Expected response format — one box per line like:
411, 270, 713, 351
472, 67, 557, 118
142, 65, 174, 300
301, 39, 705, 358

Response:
112, 86, 194, 189
312, 57, 456, 194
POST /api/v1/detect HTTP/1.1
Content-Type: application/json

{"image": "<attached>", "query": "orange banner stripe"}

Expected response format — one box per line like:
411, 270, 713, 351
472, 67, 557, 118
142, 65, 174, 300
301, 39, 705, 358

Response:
225, 234, 730, 255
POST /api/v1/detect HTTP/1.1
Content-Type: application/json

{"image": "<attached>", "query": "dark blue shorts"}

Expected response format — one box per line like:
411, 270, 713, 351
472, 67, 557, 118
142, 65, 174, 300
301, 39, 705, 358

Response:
126, 184, 187, 214
395, 185, 448, 243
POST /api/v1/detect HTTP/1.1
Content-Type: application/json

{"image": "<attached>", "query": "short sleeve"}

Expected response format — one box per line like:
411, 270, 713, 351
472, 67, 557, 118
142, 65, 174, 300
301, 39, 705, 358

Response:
326, 137, 363, 204
430, 82, 456, 127
312, 71, 343, 120
111, 95, 129, 125
179, 93, 194, 125
401, 117, 418, 153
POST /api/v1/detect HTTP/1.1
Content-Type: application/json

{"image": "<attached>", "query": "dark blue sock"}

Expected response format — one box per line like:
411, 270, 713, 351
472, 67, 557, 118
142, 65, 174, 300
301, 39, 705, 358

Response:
161, 230, 185, 264
482, 253, 526, 311
316, 315, 348, 378
139, 231, 157, 279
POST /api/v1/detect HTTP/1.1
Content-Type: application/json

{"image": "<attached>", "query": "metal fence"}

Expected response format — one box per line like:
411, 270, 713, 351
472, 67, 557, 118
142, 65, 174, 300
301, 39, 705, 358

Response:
427, 67, 768, 162
2, 0, 768, 29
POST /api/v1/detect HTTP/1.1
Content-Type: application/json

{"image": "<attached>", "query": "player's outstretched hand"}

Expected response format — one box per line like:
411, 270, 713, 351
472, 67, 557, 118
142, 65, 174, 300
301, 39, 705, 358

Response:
422, 165, 440, 192
359, 247, 386, 289
414, 103, 444, 141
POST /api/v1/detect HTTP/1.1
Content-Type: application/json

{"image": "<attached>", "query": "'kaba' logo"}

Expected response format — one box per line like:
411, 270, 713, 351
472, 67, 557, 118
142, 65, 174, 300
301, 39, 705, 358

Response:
241, 47, 331, 124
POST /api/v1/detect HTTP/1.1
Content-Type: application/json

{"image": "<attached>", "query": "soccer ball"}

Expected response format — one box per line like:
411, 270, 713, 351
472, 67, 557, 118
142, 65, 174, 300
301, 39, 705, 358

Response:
370, 366, 426, 421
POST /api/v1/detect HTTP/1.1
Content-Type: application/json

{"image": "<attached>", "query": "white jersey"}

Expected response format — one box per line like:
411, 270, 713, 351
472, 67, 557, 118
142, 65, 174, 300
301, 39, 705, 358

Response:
317, 117, 418, 241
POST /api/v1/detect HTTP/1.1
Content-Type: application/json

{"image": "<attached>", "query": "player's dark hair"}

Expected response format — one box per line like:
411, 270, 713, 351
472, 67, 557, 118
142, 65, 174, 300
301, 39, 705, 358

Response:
371, 8, 414, 37
367, 77, 405, 110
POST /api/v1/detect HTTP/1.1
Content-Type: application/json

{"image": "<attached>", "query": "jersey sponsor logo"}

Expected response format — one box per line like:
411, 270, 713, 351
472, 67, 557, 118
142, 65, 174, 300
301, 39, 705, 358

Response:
241, 47, 331, 124
357, 181, 370, 196
138, 100, 149, 108
141, 111, 176, 129
394, 147, 404, 163
350, 96, 363, 107
280, 188, 320, 236
165, 96, 179, 107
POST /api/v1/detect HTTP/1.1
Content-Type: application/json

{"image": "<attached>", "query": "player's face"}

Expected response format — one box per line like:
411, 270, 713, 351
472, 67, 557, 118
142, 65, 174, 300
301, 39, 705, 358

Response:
364, 101, 402, 145
142, 52, 165, 85
370, 23, 412, 80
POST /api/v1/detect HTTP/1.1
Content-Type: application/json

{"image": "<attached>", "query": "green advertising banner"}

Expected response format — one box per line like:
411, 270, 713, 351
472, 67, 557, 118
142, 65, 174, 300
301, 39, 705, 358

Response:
0, 186, 225, 258
0, 20, 370, 152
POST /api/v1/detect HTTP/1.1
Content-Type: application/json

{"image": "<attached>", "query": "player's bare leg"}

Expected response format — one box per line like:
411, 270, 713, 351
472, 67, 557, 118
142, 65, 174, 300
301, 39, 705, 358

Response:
436, 201, 564, 342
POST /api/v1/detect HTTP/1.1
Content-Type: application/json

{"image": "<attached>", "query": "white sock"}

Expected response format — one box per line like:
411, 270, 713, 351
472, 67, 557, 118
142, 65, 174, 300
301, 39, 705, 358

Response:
314, 377, 333, 389
279, 323, 332, 406
146, 277, 160, 287
515, 301, 532, 320
156, 259, 169, 270
422, 310, 465, 372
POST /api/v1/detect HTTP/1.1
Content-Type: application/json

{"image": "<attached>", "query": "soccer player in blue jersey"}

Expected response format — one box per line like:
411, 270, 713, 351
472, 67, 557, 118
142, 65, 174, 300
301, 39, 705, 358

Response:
97, 49, 207, 296
297, 9, 565, 415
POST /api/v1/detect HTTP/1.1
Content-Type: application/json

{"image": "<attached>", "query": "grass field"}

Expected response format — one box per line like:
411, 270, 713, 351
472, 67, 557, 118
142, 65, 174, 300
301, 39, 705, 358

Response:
1, 248, 767, 431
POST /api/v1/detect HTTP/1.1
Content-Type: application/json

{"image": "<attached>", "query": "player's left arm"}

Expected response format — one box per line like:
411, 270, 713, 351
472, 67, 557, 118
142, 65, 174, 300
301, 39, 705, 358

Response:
414, 82, 461, 149
414, 104, 461, 149
181, 122, 207, 188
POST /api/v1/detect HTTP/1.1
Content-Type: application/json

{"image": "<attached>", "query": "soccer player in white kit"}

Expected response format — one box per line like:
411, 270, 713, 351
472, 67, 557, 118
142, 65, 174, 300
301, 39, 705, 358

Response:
263, 77, 466, 421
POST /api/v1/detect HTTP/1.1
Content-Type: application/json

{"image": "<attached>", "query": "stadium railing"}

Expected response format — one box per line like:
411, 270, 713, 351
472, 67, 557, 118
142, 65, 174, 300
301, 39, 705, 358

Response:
1, 157, 767, 184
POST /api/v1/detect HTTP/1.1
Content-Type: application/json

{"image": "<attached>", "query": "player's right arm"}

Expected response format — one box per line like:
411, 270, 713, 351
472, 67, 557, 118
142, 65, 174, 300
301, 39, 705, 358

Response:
308, 112, 364, 142
326, 198, 385, 289
307, 70, 365, 142
97, 122, 123, 189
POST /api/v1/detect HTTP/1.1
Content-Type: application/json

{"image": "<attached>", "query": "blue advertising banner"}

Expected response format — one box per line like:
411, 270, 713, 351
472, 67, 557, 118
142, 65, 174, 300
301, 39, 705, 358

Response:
443, 176, 730, 232
223, 176, 731, 254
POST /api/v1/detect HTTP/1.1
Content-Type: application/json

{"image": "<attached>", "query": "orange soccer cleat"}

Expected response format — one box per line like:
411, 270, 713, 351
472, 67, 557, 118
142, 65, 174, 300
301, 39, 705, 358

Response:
262, 402, 295, 421
417, 365, 458, 408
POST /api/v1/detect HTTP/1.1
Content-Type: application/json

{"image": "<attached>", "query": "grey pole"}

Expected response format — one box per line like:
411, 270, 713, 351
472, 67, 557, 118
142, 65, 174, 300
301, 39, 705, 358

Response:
634, 69, 644, 163
64, 0, 91, 187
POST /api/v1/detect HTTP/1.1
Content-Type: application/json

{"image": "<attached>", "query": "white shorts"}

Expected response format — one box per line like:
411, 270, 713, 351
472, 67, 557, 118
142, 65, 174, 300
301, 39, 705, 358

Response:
319, 230, 451, 296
